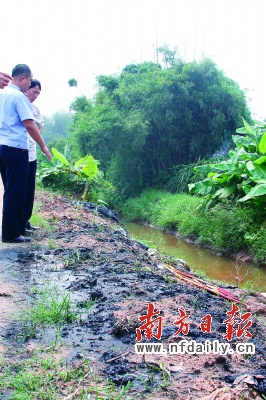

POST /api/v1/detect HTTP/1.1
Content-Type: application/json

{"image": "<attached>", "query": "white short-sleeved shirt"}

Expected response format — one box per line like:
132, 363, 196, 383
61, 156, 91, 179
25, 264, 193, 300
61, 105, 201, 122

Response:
0, 83, 33, 149
28, 103, 44, 162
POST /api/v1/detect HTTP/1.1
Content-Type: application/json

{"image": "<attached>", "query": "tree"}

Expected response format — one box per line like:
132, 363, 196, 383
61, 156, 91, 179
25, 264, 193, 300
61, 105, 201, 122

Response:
68, 77, 83, 95
68, 56, 251, 198
70, 96, 92, 113
157, 43, 178, 68
68, 78, 78, 88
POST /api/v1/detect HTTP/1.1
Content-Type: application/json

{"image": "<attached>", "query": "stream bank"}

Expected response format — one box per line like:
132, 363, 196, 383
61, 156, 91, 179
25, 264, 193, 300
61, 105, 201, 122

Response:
0, 190, 266, 399
123, 221, 266, 292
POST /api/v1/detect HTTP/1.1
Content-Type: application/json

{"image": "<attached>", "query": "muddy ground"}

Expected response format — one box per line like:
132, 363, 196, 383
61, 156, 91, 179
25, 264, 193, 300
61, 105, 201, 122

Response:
0, 189, 266, 399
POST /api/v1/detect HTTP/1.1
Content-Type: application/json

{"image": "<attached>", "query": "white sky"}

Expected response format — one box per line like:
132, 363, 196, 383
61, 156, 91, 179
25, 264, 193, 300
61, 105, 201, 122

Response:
1, 0, 265, 119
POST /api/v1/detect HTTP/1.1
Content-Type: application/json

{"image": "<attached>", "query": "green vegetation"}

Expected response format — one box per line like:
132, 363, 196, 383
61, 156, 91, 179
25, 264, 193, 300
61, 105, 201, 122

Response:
0, 353, 132, 399
67, 48, 250, 200
0, 282, 132, 399
17, 285, 81, 339
189, 119, 266, 208
29, 201, 52, 231
36, 48, 263, 264
121, 189, 266, 263
38, 146, 114, 204
121, 120, 266, 264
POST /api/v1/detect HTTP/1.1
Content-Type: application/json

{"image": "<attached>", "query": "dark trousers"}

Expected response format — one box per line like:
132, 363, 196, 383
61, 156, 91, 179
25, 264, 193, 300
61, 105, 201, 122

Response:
0, 145, 29, 240
24, 160, 37, 223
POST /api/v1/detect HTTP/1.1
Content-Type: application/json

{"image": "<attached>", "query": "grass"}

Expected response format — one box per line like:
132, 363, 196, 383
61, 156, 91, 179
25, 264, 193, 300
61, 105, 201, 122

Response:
0, 280, 133, 399
16, 284, 90, 339
0, 352, 133, 399
121, 189, 266, 264
28, 200, 53, 232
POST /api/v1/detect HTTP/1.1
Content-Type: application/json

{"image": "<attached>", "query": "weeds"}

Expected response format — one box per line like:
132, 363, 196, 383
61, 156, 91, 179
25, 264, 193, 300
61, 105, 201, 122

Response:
190, 295, 201, 311
62, 249, 81, 267
0, 354, 133, 399
17, 285, 79, 339
145, 361, 171, 389
228, 262, 250, 287
228, 262, 261, 292
121, 189, 266, 264
48, 238, 58, 250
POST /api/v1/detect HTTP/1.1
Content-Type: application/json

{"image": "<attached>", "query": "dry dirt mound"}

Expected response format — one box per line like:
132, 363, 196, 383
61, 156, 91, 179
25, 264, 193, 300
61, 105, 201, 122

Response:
0, 191, 266, 399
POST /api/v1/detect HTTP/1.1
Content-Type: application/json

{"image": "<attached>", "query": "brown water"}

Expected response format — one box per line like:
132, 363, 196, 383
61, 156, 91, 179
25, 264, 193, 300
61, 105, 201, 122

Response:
124, 221, 266, 292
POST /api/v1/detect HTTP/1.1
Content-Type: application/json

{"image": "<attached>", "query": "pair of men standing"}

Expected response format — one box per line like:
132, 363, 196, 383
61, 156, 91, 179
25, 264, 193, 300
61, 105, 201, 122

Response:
0, 64, 51, 243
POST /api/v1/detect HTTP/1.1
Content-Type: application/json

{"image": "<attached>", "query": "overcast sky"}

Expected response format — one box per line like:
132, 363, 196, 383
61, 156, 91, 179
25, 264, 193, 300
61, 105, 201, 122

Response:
1, 0, 265, 119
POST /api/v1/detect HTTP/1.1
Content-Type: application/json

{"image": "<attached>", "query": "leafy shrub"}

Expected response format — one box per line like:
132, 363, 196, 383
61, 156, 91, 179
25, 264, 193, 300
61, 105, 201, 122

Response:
198, 201, 258, 253
164, 159, 220, 194
120, 189, 166, 221
38, 147, 114, 204
245, 225, 266, 264
189, 120, 266, 209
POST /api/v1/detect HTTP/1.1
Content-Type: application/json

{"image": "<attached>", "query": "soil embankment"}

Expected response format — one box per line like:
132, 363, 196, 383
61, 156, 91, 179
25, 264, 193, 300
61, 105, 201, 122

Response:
0, 188, 266, 399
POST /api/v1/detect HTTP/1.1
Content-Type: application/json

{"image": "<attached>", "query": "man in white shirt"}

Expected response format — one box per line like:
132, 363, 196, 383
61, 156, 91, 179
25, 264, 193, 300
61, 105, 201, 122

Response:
0, 64, 51, 243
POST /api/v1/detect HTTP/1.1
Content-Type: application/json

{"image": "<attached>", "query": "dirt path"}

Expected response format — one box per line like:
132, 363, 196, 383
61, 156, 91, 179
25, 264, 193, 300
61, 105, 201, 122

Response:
0, 180, 32, 356
0, 188, 266, 399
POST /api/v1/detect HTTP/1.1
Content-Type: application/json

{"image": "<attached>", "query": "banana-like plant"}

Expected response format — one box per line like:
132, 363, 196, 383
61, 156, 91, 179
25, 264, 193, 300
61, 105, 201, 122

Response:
38, 146, 114, 204
188, 119, 266, 208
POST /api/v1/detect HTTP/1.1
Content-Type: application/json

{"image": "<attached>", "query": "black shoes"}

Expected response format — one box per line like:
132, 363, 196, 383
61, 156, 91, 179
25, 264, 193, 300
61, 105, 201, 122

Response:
2, 222, 40, 242
26, 222, 40, 233
2, 235, 31, 243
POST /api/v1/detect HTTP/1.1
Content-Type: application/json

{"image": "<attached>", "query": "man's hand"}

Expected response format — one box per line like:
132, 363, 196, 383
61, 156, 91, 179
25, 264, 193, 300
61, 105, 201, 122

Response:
40, 145, 52, 161
0, 72, 12, 89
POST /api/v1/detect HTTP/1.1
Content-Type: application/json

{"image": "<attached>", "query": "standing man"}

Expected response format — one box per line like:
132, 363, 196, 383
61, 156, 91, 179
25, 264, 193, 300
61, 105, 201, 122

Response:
25, 79, 44, 232
0, 64, 51, 243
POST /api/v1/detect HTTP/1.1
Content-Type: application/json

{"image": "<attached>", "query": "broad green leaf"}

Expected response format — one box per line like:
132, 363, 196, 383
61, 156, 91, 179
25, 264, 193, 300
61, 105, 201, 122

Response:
75, 155, 91, 167
229, 147, 245, 163
81, 156, 99, 180
212, 186, 235, 199
255, 156, 266, 165
240, 182, 253, 194
236, 127, 249, 134
253, 120, 266, 128
259, 132, 266, 154
209, 162, 236, 173
232, 135, 254, 149
188, 179, 213, 196
241, 153, 259, 162
242, 118, 254, 135
193, 164, 212, 173
228, 149, 236, 158
245, 144, 257, 153
246, 161, 266, 184
239, 184, 266, 202
210, 173, 229, 184
207, 172, 219, 179
95, 177, 115, 191
51, 147, 70, 166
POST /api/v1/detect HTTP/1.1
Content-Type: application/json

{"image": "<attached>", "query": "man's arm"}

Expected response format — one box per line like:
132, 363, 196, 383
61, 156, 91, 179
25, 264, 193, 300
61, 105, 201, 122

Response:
23, 119, 52, 161
0, 72, 12, 89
